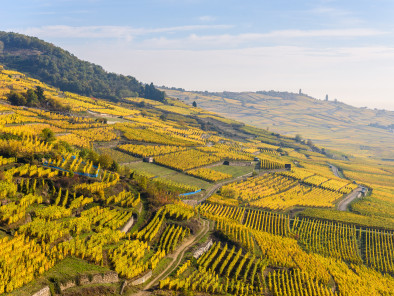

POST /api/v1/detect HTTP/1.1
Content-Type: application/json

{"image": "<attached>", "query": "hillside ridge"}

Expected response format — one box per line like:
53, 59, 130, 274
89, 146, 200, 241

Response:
162, 88, 394, 159
0, 31, 164, 102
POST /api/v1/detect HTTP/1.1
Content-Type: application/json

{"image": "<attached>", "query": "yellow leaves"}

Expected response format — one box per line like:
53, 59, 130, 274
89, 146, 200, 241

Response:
108, 239, 150, 279
163, 202, 195, 220
0, 235, 56, 293
0, 193, 43, 224
118, 143, 187, 158
221, 174, 298, 202
155, 149, 221, 171
199, 203, 245, 223
57, 133, 90, 148
71, 126, 118, 142
187, 168, 232, 182
74, 172, 119, 193
158, 224, 190, 253
0, 135, 53, 156
35, 205, 72, 220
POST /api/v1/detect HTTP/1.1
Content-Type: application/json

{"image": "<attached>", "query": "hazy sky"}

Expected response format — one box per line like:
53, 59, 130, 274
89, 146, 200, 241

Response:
1, 0, 394, 110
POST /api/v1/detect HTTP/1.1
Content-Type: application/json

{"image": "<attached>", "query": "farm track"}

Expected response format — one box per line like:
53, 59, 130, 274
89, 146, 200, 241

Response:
132, 218, 210, 295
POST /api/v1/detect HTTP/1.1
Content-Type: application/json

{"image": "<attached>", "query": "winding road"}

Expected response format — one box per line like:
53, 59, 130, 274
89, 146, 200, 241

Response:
329, 163, 342, 178
330, 163, 365, 211
337, 187, 364, 211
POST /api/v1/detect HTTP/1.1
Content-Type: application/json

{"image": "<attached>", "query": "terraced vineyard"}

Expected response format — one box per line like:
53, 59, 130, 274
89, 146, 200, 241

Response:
0, 66, 392, 296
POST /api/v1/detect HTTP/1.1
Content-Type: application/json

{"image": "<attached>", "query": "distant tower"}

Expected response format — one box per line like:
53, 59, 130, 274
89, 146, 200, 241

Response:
299, 89, 302, 95
325, 94, 328, 101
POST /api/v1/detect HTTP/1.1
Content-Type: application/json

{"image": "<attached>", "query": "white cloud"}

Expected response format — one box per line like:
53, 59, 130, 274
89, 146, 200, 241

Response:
309, 4, 364, 26
11, 25, 385, 50
14, 24, 232, 40
134, 28, 388, 50
198, 15, 216, 22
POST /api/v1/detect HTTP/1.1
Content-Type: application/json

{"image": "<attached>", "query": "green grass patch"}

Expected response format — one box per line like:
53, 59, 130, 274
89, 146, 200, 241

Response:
43, 257, 110, 280
211, 165, 254, 178
129, 200, 148, 234
97, 147, 139, 163
163, 172, 211, 189
125, 162, 212, 190
152, 257, 173, 278
125, 162, 177, 176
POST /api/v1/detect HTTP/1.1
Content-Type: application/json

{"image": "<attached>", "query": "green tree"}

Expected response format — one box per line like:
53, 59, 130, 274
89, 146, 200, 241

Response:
35, 86, 45, 100
110, 160, 119, 172
98, 154, 113, 169
40, 128, 55, 143
26, 89, 39, 106
6, 91, 26, 106
192, 101, 197, 107
295, 134, 302, 142
144, 83, 165, 102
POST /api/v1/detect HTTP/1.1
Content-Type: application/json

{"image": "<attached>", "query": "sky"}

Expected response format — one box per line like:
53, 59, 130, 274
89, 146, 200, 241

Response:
1, 0, 394, 110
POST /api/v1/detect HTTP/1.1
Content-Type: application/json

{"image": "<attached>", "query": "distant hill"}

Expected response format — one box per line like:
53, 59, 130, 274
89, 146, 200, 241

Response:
0, 31, 164, 102
162, 88, 394, 160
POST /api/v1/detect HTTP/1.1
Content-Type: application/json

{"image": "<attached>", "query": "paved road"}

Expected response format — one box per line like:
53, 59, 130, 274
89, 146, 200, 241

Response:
329, 164, 342, 178
329, 163, 365, 211
337, 186, 363, 211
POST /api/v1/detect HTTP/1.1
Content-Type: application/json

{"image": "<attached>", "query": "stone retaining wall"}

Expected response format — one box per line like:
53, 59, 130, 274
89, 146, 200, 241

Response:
59, 281, 76, 291
57, 271, 119, 292
193, 239, 213, 259
31, 286, 50, 296
130, 270, 152, 286
121, 216, 134, 233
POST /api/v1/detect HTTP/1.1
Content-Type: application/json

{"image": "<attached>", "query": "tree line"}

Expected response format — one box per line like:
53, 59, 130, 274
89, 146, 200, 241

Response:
0, 31, 165, 102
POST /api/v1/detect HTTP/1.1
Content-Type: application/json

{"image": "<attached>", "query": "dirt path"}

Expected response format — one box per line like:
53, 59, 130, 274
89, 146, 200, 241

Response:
337, 187, 364, 211
132, 219, 210, 295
